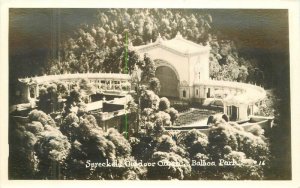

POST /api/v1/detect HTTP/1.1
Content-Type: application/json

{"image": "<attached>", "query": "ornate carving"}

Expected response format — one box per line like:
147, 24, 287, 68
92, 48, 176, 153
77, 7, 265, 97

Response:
180, 80, 189, 86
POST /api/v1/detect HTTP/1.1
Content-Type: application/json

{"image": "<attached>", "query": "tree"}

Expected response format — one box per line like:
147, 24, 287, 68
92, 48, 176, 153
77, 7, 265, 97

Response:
60, 112, 80, 142
178, 129, 209, 158
35, 125, 71, 179
154, 111, 172, 127
140, 54, 156, 83
10, 110, 71, 179
140, 90, 160, 111
148, 77, 161, 94
167, 107, 179, 124
154, 135, 187, 157
147, 151, 191, 180
237, 65, 249, 82
63, 114, 146, 180
28, 109, 57, 127
158, 97, 170, 111
9, 120, 40, 179
207, 116, 270, 170
79, 78, 96, 97
103, 47, 144, 74
64, 89, 84, 115
37, 83, 59, 113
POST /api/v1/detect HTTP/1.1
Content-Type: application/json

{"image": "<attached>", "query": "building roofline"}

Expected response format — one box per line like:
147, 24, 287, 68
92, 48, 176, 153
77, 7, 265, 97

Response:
131, 32, 210, 57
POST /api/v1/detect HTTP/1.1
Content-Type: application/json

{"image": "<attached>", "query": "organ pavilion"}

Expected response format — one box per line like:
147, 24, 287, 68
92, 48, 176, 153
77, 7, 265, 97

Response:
131, 32, 266, 121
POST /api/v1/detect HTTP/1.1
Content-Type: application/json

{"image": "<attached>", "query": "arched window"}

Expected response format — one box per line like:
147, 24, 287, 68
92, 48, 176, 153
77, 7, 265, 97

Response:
196, 89, 199, 95
183, 90, 186, 98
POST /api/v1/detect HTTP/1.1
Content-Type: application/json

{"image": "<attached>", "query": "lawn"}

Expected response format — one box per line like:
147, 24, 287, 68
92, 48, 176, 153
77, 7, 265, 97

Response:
174, 108, 220, 126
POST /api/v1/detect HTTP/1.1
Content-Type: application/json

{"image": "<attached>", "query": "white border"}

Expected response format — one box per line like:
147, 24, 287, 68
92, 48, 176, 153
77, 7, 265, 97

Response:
1, 0, 299, 187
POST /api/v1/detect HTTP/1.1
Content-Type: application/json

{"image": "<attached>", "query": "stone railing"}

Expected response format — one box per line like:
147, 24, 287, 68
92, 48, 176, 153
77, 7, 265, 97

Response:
198, 79, 266, 104
19, 72, 131, 84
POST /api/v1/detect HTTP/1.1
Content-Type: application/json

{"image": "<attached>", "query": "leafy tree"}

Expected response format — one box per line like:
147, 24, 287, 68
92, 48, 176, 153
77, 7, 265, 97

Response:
35, 125, 71, 179
237, 65, 249, 82
208, 116, 270, 166
148, 77, 161, 94
167, 107, 179, 124
37, 83, 59, 113
62, 114, 146, 180
55, 81, 69, 98
140, 54, 156, 83
158, 97, 170, 111
140, 90, 160, 111
154, 111, 172, 127
60, 112, 80, 142
154, 135, 187, 157
79, 78, 96, 97
147, 151, 191, 180
28, 109, 57, 127
9, 120, 40, 179
103, 47, 144, 74
64, 89, 84, 115
10, 110, 70, 179
178, 129, 209, 158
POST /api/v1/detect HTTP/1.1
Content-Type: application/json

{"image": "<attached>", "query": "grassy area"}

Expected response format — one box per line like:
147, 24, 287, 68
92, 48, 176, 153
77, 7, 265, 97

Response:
174, 108, 219, 126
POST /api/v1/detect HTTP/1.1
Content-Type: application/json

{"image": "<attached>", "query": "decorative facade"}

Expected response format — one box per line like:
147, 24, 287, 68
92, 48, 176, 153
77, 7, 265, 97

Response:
130, 32, 210, 98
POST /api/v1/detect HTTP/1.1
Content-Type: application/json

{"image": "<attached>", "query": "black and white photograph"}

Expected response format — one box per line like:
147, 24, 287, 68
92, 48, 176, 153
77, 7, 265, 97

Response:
2, 1, 299, 184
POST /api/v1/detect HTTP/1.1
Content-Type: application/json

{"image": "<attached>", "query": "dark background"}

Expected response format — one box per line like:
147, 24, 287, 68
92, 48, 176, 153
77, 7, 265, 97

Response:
8, 9, 291, 179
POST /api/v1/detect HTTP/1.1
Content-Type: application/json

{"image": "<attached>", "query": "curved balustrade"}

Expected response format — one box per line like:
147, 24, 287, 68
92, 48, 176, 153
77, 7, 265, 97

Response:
19, 73, 132, 101
197, 79, 266, 104
19, 72, 131, 84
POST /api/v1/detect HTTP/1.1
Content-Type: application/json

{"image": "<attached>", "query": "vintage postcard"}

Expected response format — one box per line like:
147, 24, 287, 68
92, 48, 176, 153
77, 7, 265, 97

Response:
1, 0, 300, 187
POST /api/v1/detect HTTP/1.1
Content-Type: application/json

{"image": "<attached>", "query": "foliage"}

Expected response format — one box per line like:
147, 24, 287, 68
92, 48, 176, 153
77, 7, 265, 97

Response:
147, 151, 191, 180
140, 54, 156, 83
167, 107, 179, 124
140, 90, 160, 111
9, 119, 40, 179
60, 113, 146, 180
10, 110, 72, 179
78, 78, 97, 97
11, 106, 271, 180
158, 97, 170, 111
148, 77, 161, 95
178, 129, 209, 158
206, 117, 269, 179
64, 89, 85, 115
44, 9, 261, 85
139, 90, 179, 128
28, 109, 57, 127
255, 90, 277, 117
34, 125, 71, 179
60, 112, 80, 142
